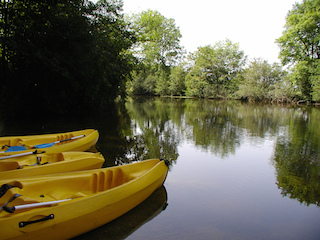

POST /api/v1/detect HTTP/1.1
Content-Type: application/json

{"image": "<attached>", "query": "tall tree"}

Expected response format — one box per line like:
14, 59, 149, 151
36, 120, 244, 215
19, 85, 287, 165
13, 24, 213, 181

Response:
0, 0, 134, 117
185, 39, 246, 98
168, 64, 187, 96
276, 0, 320, 101
236, 59, 287, 101
127, 10, 183, 96
129, 9, 183, 67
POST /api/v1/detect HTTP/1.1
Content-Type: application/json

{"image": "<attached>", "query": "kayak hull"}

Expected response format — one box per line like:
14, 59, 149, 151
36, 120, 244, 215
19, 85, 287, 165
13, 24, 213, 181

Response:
0, 159, 169, 240
0, 152, 105, 180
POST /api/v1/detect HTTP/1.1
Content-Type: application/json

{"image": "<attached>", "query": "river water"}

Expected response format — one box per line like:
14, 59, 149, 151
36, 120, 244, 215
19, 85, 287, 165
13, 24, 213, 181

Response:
2, 97, 320, 239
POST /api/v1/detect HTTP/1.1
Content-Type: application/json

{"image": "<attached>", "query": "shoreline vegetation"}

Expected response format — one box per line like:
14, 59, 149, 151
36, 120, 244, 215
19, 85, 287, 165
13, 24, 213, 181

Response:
144, 95, 320, 107
1, 0, 319, 118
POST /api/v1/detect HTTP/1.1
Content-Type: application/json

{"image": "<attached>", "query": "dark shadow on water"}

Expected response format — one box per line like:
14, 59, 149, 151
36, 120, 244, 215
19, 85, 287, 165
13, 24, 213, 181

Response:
0, 102, 130, 167
72, 185, 168, 240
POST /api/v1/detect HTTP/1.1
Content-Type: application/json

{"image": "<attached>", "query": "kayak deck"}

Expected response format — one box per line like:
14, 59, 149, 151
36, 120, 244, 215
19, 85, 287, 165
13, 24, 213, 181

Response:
0, 152, 105, 180
0, 159, 168, 212
4, 162, 148, 203
0, 159, 169, 240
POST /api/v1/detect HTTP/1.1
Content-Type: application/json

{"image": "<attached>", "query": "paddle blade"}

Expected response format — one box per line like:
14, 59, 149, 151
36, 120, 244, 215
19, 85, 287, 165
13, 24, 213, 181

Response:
5, 146, 27, 152
33, 143, 55, 149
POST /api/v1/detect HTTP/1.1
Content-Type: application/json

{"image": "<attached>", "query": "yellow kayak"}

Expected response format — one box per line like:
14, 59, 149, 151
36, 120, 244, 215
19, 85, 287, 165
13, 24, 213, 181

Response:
0, 159, 169, 240
0, 129, 99, 156
0, 152, 105, 180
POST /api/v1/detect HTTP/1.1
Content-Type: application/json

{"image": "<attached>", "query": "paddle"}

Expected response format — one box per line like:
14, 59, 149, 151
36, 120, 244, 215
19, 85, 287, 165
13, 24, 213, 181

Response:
1, 135, 85, 153
0, 150, 44, 161
4, 146, 27, 152
2, 198, 72, 213
33, 134, 85, 149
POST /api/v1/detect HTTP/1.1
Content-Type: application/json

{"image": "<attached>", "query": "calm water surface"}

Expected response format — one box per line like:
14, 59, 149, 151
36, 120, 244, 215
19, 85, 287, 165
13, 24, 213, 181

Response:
2, 98, 320, 239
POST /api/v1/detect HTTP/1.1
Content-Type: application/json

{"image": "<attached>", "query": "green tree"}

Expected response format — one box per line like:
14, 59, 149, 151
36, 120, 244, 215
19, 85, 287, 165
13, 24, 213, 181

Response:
311, 61, 320, 101
126, 65, 160, 96
0, 0, 134, 117
129, 9, 183, 66
127, 10, 183, 96
185, 39, 246, 98
276, 0, 320, 101
168, 64, 187, 96
155, 66, 170, 95
236, 59, 287, 101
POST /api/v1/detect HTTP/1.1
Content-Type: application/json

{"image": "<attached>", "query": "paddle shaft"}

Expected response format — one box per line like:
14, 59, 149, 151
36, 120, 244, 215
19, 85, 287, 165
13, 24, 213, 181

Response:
2, 199, 72, 213
15, 199, 72, 210
0, 150, 43, 160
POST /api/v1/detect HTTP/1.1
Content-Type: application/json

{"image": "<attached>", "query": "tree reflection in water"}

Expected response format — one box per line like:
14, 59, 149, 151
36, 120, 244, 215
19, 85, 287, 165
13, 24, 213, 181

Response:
122, 98, 320, 207
272, 109, 320, 207
2, 97, 319, 209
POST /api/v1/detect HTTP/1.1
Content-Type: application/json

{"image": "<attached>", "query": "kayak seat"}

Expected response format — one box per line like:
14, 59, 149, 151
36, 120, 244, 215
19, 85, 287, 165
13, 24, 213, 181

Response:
56, 134, 74, 143
50, 134, 70, 142
91, 169, 130, 193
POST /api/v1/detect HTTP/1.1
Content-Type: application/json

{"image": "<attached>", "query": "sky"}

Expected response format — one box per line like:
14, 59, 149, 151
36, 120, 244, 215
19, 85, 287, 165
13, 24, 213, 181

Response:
122, 0, 301, 64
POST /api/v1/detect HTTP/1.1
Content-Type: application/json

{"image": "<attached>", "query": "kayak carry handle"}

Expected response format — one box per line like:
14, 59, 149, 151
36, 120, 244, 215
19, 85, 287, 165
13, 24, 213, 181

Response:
19, 214, 54, 228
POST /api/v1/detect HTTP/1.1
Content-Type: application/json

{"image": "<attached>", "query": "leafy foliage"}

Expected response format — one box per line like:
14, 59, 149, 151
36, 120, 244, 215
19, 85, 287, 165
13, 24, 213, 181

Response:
185, 40, 246, 98
129, 9, 183, 67
126, 10, 183, 96
0, 0, 135, 117
2, 0, 320, 113
168, 64, 187, 96
276, 0, 320, 101
236, 59, 287, 101
125, 1, 320, 103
